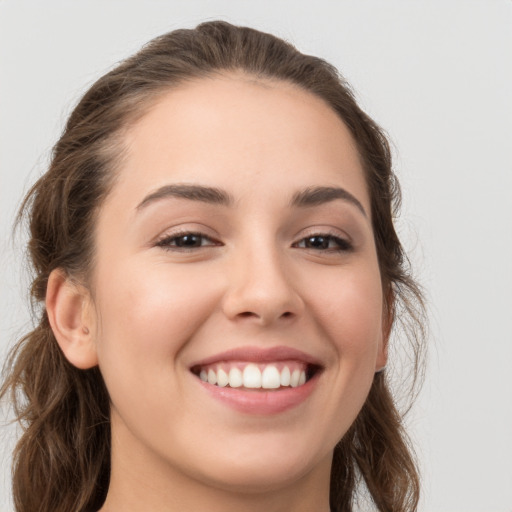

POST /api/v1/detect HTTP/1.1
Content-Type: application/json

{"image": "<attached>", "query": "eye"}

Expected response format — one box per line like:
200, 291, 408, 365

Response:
155, 231, 220, 251
294, 234, 353, 252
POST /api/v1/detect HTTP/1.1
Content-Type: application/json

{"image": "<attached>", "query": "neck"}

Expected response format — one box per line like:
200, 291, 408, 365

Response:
99, 420, 332, 512
101, 476, 331, 512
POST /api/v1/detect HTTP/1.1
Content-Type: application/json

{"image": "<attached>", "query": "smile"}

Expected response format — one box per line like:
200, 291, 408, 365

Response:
190, 346, 323, 414
193, 361, 313, 390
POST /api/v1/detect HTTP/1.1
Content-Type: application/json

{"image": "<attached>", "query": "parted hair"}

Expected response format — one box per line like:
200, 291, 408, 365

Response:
1, 20, 426, 512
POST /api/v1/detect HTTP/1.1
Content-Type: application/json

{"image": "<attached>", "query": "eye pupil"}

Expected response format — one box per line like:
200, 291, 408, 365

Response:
176, 234, 202, 247
306, 236, 328, 249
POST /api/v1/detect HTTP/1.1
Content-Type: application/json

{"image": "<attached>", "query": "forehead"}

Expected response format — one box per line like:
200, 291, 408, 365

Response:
112, 74, 369, 211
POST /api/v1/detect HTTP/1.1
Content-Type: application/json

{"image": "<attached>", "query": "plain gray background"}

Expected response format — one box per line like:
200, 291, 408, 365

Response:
1, 1, 511, 511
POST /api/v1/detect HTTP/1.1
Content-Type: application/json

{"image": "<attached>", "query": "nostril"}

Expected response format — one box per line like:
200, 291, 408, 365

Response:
238, 311, 257, 319
236, 311, 293, 320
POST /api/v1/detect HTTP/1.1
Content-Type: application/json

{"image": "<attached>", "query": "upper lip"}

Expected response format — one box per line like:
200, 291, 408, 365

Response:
189, 345, 323, 369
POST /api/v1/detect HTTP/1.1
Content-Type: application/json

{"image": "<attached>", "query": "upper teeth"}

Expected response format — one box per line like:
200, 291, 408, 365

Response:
198, 363, 307, 389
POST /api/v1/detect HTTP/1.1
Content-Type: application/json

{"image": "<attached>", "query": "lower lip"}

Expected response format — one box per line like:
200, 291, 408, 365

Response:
196, 374, 319, 415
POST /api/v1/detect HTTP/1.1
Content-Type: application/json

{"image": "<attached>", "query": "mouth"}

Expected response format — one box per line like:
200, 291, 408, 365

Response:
190, 361, 321, 391
189, 346, 323, 414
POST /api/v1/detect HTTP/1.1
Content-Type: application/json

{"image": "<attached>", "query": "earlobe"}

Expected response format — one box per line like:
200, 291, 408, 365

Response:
375, 338, 388, 373
376, 285, 394, 372
46, 269, 98, 370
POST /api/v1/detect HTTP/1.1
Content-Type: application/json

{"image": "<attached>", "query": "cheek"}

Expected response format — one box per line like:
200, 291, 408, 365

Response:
295, 262, 384, 446
90, 258, 223, 429
92, 257, 220, 364
310, 263, 384, 362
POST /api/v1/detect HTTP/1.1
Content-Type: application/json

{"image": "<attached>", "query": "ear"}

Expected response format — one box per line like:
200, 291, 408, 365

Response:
46, 269, 98, 369
376, 284, 394, 372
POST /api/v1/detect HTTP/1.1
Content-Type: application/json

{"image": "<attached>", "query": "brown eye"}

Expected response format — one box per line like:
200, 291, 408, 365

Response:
156, 232, 219, 250
304, 236, 330, 249
295, 235, 352, 252
172, 234, 205, 247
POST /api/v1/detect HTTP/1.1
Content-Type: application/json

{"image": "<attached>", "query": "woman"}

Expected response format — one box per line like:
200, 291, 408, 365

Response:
1, 21, 426, 512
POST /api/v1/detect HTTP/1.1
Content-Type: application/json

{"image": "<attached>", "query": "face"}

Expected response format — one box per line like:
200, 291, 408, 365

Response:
87, 75, 387, 495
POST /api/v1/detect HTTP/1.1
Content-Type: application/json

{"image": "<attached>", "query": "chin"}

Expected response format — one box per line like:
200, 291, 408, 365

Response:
199, 460, 319, 495
187, 435, 332, 494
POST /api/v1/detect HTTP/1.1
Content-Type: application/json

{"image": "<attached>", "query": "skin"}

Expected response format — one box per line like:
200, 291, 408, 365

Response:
47, 74, 388, 512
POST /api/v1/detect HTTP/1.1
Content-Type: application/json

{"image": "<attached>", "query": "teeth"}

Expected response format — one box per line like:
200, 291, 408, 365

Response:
207, 369, 217, 385
229, 367, 243, 388
217, 368, 229, 387
197, 362, 310, 390
243, 364, 262, 388
290, 369, 301, 387
261, 365, 281, 389
280, 366, 291, 386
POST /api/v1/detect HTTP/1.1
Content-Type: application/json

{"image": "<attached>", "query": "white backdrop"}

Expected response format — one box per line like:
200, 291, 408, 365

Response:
1, 1, 511, 511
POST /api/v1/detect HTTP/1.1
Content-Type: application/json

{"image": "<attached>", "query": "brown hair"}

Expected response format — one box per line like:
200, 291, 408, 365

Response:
1, 20, 426, 512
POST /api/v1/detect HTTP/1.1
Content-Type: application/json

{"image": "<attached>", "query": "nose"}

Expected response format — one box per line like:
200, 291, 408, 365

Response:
221, 245, 304, 326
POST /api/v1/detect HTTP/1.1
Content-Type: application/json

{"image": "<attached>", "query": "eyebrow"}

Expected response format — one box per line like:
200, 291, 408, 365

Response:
136, 184, 233, 210
136, 183, 366, 217
290, 186, 367, 217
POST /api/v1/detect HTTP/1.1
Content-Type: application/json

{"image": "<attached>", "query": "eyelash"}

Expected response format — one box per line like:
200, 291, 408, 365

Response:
155, 231, 353, 253
292, 233, 353, 252
155, 231, 220, 251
